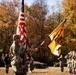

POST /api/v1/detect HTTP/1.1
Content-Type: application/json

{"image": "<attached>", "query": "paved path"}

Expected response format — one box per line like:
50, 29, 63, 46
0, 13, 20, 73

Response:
0, 67, 75, 75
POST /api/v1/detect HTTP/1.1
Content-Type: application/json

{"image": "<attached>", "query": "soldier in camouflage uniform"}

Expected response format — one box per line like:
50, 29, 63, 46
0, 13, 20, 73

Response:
10, 34, 38, 75
10, 34, 25, 75
65, 50, 76, 74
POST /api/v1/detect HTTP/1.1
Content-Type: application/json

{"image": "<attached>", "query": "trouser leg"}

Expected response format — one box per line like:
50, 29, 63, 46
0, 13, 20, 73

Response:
5, 65, 9, 73
14, 73, 24, 75
23, 72, 27, 75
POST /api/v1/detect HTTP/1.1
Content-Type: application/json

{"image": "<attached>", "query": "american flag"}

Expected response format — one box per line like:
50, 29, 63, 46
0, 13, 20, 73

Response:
16, 0, 26, 47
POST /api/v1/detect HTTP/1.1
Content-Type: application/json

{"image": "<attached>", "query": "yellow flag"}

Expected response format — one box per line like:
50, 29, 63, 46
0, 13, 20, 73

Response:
48, 40, 61, 56
49, 20, 65, 41
48, 19, 66, 56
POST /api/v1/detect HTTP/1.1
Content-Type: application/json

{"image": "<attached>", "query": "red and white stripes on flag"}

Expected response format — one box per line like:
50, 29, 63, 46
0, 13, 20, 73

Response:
16, 11, 26, 47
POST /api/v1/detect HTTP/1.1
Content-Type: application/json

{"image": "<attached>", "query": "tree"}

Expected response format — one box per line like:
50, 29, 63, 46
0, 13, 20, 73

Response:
62, 0, 76, 52
26, 0, 48, 47
25, 0, 55, 64
62, 0, 76, 25
0, 0, 20, 53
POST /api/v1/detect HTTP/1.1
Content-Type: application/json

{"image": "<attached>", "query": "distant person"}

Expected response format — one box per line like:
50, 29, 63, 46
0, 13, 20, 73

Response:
58, 55, 65, 72
27, 52, 34, 73
4, 53, 10, 74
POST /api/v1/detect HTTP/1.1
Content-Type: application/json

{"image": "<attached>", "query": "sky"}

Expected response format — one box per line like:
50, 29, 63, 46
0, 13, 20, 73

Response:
0, 0, 63, 8
24, 0, 63, 6
0, 0, 63, 14
24, 0, 63, 15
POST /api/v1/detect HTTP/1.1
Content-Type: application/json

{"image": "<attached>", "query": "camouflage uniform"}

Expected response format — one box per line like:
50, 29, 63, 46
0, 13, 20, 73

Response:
10, 34, 25, 75
65, 51, 76, 74
10, 41, 25, 74
10, 34, 38, 75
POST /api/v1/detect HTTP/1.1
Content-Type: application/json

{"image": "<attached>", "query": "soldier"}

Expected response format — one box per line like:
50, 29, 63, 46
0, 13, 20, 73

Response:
23, 46, 38, 74
26, 52, 34, 73
70, 51, 76, 74
65, 51, 76, 74
10, 34, 38, 75
65, 53, 71, 73
4, 53, 10, 74
10, 34, 25, 75
58, 55, 65, 72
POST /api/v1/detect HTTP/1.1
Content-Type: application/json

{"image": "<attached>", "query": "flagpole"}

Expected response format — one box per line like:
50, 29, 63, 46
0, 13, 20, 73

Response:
31, 36, 49, 55
37, 36, 49, 48
21, 0, 24, 12
31, 19, 67, 55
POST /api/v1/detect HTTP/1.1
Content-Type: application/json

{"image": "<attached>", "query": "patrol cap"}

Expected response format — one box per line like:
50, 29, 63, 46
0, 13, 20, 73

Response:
13, 34, 20, 40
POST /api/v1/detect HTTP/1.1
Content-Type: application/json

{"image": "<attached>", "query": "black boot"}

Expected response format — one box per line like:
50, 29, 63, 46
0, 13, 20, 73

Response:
6, 70, 8, 73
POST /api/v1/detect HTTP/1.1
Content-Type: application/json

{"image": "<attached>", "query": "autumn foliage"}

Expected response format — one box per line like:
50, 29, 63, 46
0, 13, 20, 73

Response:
0, 0, 76, 66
